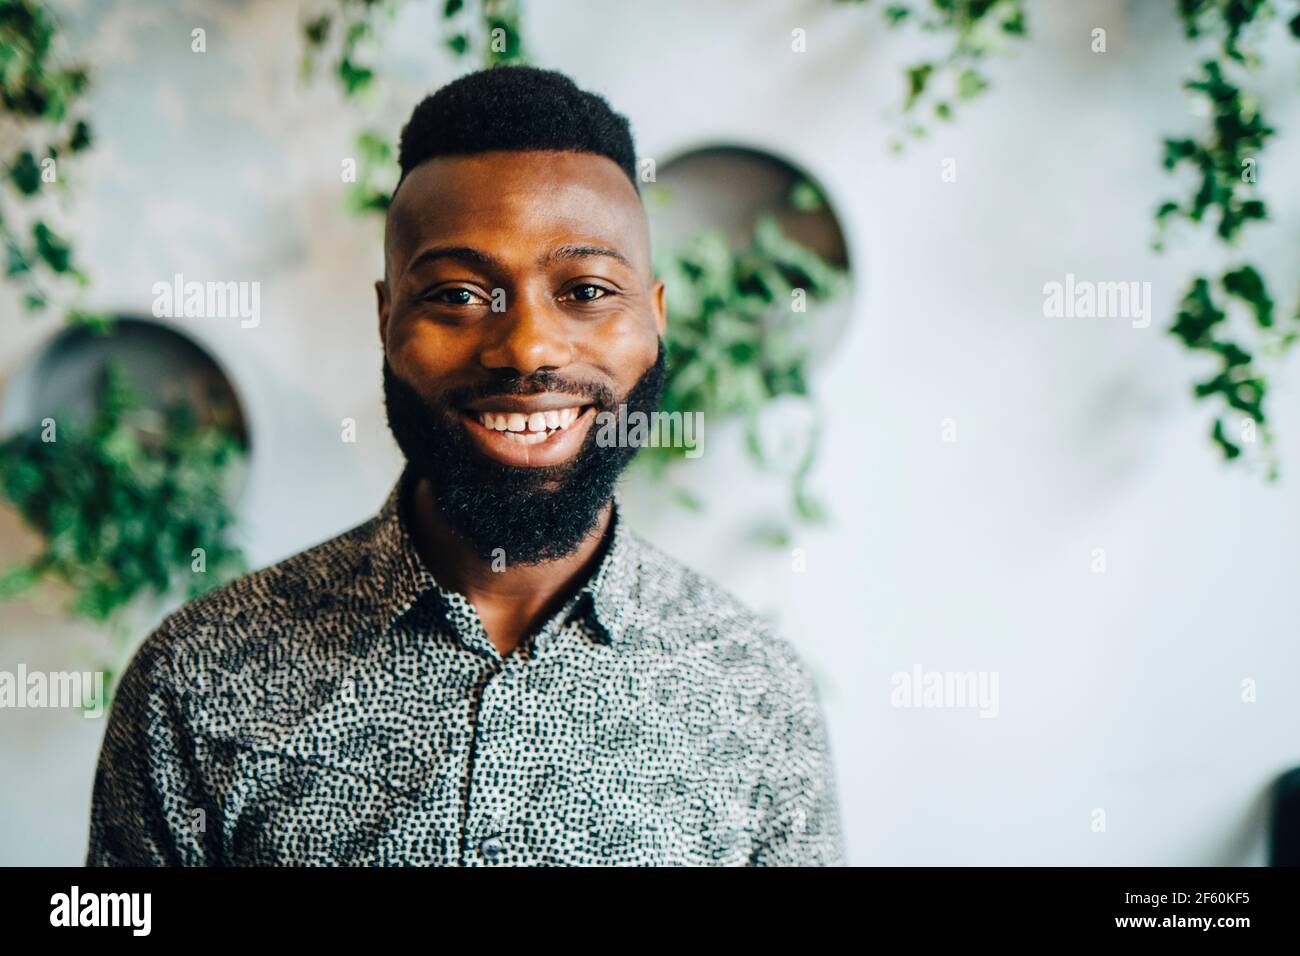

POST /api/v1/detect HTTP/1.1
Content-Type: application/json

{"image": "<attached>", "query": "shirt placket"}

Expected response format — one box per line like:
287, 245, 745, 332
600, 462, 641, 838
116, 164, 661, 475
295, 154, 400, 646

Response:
466, 655, 526, 865
447, 590, 584, 866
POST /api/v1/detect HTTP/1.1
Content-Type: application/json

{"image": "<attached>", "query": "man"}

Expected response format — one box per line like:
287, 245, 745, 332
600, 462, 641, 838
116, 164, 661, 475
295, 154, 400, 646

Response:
87, 66, 845, 866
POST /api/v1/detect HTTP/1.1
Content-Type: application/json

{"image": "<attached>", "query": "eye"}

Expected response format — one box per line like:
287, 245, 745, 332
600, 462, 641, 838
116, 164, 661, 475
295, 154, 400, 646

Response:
567, 283, 611, 302
427, 286, 482, 306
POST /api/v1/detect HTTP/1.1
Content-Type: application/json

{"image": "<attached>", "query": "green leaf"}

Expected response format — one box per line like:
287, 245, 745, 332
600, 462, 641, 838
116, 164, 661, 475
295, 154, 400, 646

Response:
303, 15, 331, 46
337, 58, 374, 96
0, 563, 41, 598
32, 221, 72, 273
6, 241, 30, 277
68, 118, 92, 151
956, 68, 988, 101
1211, 418, 1242, 460
884, 6, 910, 26
1221, 264, 1273, 328
9, 150, 42, 194
904, 63, 933, 111
788, 179, 825, 212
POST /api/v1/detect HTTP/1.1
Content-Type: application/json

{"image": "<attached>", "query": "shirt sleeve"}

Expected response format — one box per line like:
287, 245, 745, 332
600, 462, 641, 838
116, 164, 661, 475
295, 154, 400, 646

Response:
750, 653, 847, 867
86, 626, 217, 866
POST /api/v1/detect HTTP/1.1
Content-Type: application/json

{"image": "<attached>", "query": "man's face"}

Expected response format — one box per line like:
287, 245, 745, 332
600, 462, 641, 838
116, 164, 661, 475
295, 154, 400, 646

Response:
377, 149, 666, 563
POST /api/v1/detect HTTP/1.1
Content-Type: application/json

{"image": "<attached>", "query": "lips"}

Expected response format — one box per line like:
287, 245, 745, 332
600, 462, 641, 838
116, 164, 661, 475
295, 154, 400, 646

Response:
475, 406, 587, 444
460, 397, 597, 466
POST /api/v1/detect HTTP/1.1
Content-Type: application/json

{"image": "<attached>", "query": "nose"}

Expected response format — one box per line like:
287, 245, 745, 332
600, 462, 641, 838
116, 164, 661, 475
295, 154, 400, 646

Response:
477, 289, 572, 376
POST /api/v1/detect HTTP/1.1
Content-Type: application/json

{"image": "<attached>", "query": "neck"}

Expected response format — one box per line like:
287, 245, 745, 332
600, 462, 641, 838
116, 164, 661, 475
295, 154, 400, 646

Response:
407, 475, 613, 655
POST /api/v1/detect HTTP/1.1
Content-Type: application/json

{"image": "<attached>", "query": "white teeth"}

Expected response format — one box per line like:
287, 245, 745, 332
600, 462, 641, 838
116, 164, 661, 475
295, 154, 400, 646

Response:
477, 406, 586, 436
502, 430, 548, 444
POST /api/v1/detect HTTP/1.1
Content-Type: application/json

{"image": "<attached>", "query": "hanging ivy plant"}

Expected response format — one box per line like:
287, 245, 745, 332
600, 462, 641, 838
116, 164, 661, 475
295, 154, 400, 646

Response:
2, 3, 248, 671
301, 0, 526, 214
841, 0, 1029, 149
849, 0, 1299, 477
646, 204, 848, 528
0, 363, 247, 625
1156, 1, 1300, 477
0, 0, 104, 327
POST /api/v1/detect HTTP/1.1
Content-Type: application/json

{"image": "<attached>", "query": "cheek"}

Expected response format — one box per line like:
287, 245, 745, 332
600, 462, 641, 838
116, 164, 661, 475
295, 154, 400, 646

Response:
580, 319, 659, 391
387, 322, 471, 389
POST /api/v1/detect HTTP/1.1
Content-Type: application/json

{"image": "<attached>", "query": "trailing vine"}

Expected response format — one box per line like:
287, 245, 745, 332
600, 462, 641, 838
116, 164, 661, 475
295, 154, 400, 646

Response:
1, 3, 247, 662
301, 0, 526, 213
646, 202, 849, 529
850, 0, 1300, 476
842, 0, 1029, 149
1158, 1, 1300, 476
0, 0, 104, 326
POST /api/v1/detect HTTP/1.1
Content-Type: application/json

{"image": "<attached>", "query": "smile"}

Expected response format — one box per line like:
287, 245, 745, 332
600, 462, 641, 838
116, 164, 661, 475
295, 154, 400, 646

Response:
475, 406, 586, 445
460, 400, 597, 467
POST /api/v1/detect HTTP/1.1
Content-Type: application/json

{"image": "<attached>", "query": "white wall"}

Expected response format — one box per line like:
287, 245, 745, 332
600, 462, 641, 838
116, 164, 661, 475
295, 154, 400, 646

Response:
2, 0, 1298, 865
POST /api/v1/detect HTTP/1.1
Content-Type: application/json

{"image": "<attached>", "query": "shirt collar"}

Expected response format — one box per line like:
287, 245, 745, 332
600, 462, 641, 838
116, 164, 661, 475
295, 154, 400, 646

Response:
355, 465, 642, 648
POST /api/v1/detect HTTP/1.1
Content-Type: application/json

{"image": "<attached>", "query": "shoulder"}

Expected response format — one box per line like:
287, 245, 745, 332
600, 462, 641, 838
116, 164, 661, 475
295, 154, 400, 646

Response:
124, 513, 390, 699
622, 531, 817, 704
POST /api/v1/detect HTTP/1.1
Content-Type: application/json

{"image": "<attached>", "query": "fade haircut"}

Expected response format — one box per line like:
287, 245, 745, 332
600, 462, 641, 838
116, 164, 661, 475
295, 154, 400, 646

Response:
393, 65, 639, 197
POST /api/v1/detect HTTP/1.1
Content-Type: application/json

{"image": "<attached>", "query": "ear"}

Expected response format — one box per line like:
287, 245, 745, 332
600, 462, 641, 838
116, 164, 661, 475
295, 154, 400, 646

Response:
651, 279, 666, 338
375, 279, 390, 347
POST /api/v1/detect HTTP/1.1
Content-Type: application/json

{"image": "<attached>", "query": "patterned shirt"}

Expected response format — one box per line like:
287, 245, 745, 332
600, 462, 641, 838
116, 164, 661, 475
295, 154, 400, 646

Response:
87, 467, 846, 866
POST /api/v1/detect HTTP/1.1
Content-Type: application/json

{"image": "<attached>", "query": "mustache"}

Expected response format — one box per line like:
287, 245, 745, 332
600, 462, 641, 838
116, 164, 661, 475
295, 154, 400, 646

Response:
440, 370, 616, 411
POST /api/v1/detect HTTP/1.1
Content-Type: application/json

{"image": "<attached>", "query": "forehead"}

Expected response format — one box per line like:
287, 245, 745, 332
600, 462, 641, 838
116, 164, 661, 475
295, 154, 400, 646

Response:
386, 150, 649, 272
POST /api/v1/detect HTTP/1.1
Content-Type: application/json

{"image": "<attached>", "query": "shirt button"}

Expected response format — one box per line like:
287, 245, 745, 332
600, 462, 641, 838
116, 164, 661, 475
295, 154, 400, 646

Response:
480, 836, 505, 861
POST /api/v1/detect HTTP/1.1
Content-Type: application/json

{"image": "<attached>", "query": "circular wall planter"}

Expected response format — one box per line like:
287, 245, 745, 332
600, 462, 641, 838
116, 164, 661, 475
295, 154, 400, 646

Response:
0, 316, 255, 500
645, 143, 855, 361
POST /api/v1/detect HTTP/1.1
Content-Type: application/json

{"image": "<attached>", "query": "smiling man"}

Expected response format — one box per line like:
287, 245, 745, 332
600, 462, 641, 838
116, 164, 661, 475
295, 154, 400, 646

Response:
87, 66, 845, 867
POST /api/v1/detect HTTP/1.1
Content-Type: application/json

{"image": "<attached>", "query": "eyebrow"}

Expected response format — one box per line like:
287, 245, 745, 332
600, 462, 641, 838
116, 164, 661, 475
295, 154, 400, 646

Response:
404, 242, 632, 276
405, 245, 502, 275
539, 244, 632, 269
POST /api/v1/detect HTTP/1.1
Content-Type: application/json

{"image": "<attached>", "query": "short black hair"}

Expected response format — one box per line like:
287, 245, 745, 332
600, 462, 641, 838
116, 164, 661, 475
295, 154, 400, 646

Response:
395, 66, 639, 195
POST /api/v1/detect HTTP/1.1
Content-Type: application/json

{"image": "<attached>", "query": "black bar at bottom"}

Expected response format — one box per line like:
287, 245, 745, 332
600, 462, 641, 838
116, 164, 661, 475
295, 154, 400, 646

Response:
0, 866, 1292, 942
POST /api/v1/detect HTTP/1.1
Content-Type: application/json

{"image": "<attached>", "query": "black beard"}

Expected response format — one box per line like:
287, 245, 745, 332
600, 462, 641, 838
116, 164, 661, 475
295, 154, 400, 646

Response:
382, 341, 665, 565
